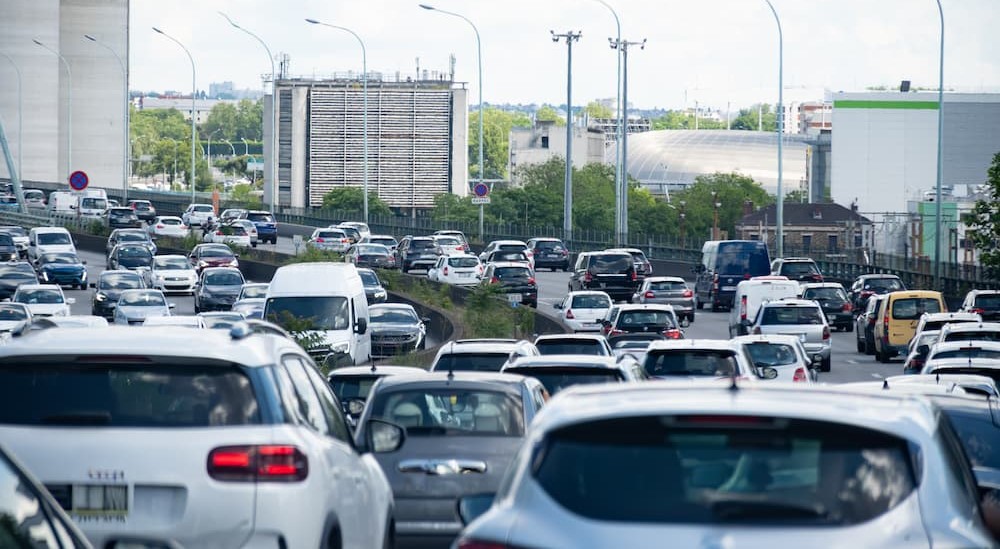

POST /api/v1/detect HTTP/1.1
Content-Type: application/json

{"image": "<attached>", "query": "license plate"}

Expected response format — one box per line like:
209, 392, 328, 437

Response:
507, 294, 521, 304
722, 286, 737, 291
71, 484, 128, 518
827, 314, 836, 322
459, 272, 472, 278
600, 283, 606, 288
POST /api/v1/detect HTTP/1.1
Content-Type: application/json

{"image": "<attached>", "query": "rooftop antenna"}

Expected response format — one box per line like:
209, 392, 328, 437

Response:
882, 379, 890, 390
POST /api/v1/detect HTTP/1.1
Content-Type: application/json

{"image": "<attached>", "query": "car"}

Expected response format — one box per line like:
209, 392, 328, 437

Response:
920, 340, 1000, 384
502, 354, 645, 395
0, 225, 29, 257
27, 315, 109, 330
874, 291, 946, 363
847, 273, 905, 312
181, 203, 216, 226
633, 276, 695, 324
143, 253, 199, 294
568, 251, 637, 303
369, 303, 428, 357
356, 267, 388, 305
482, 262, 538, 307
198, 311, 246, 330
345, 243, 395, 269
194, 267, 246, 313
28, 226, 76, 264
142, 315, 206, 328
242, 210, 278, 244
750, 298, 832, 371
105, 228, 156, 255
106, 198, 120, 208
642, 339, 761, 380
231, 297, 266, 319
327, 365, 427, 420
902, 329, 942, 374
936, 321, 1000, 345
526, 237, 570, 271
106, 243, 154, 272
146, 215, 190, 238
238, 282, 270, 301
22, 188, 47, 208
479, 240, 533, 270
532, 333, 613, 356
12, 284, 73, 317
960, 289, 1000, 321
203, 222, 252, 248
733, 334, 820, 383
106, 206, 141, 229
799, 282, 854, 331
364, 234, 399, 253
430, 339, 540, 372
600, 303, 682, 339
432, 230, 469, 251
126, 199, 157, 222
188, 243, 240, 273
0, 260, 38, 300
219, 208, 248, 224
770, 256, 824, 283
428, 254, 482, 285
913, 311, 982, 338
856, 293, 889, 354
729, 276, 800, 337
0, 194, 20, 210
35, 251, 88, 289
339, 221, 370, 240
456, 382, 1000, 547
885, 373, 1000, 398
0, 302, 32, 333
309, 227, 352, 253
606, 247, 653, 280
607, 333, 666, 365
230, 219, 259, 248
0, 325, 397, 548
353, 371, 545, 547
398, 236, 441, 273
113, 288, 174, 325
693, 239, 771, 312
333, 224, 362, 244
484, 249, 531, 269
553, 290, 612, 332
90, 269, 145, 319
432, 234, 467, 256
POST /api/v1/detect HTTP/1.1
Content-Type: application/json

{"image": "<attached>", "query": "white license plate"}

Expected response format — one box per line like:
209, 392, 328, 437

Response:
71, 484, 128, 518
507, 294, 521, 304
722, 286, 737, 291
459, 273, 472, 278
827, 314, 836, 322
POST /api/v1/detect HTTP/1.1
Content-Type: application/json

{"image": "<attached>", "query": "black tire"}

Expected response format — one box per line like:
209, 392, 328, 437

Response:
876, 348, 889, 363
687, 314, 695, 324
382, 515, 395, 549
78, 283, 85, 290
251, 242, 257, 248
845, 323, 854, 333
865, 337, 875, 355
821, 357, 831, 372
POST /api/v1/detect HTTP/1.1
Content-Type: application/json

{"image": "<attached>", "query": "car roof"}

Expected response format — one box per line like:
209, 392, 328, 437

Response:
760, 298, 819, 308
614, 303, 676, 312
329, 365, 427, 378
535, 334, 607, 343
799, 282, 845, 289
931, 340, 1000, 352
437, 339, 522, 355
642, 276, 685, 283
886, 374, 999, 396
488, 262, 530, 268
646, 339, 740, 352
941, 321, 1000, 333
776, 257, 815, 262
529, 237, 561, 242
921, 312, 981, 321
605, 247, 643, 254
372, 371, 529, 393
370, 303, 417, 313
566, 290, 612, 297
16, 284, 61, 291
732, 334, 806, 346
505, 355, 624, 369
837, 380, 968, 396
368, 234, 396, 239
202, 267, 242, 274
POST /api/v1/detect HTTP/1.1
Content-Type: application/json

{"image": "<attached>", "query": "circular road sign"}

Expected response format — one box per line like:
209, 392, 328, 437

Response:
68, 170, 89, 191
473, 182, 489, 198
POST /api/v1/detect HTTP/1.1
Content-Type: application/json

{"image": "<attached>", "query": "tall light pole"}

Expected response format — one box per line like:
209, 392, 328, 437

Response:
420, 4, 484, 240
152, 27, 197, 204
763, 0, 784, 257
222, 139, 237, 184
610, 37, 645, 244
933, 0, 945, 287
33, 39, 72, 182
84, 34, 129, 202
305, 18, 369, 223
591, 0, 623, 246
0, 52, 22, 180
552, 31, 581, 246
219, 12, 278, 215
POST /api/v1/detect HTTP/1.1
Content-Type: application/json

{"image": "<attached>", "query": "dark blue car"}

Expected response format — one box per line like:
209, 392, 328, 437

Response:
244, 210, 277, 244
36, 252, 87, 290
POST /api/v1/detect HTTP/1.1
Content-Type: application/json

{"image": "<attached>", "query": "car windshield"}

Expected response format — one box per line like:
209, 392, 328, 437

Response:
932, 348, 1000, 360
572, 294, 611, 309
865, 278, 903, 291
618, 310, 676, 328
221, 225, 248, 236
117, 232, 147, 242
448, 257, 479, 268
358, 270, 380, 287
241, 285, 268, 299
246, 213, 273, 223
0, 361, 259, 427
645, 350, 737, 377
159, 217, 182, 226
492, 252, 526, 262
37, 233, 70, 246
924, 319, 979, 332
80, 197, 106, 209
974, 295, 1000, 310
371, 308, 419, 324
265, 296, 350, 331
434, 353, 510, 372
494, 267, 530, 280
803, 287, 847, 302
533, 415, 916, 525
943, 330, 1000, 342
744, 342, 799, 367
118, 246, 151, 258
536, 340, 605, 356
199, 247, 233, 258
435, 237, 460, 246
119, 292, 165, 307
0, 305, 28, 321
110, 208, 133, 216
590, 254, 632, 274
16, 289, 63, 304
155, 256, 190, 270
330, 375, 380, 402
100, 273, 142, 290
761, 306, 825, 325
40, 253, 78, 264
892, 298, 943, 320
507, 367, 622, 395
781, 262, 819, 275
369, 389, 523, 436
357, 244, 388, 255
497, 244, 526, 253
201, 314, 244, 329
0, 268, 35, 281
410, 239, 435, 249
648, 280, 687, 291
193, 205, 213, 213
205, 271, 244, 286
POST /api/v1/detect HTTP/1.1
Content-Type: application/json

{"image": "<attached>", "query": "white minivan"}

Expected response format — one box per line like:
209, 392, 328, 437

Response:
264, 262, 372, 367
27, 226, 76, 263
729, 276, 800, 337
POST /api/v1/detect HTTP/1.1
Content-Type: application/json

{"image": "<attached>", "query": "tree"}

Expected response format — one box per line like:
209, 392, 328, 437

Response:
468, 108, 532, 180
320, 186, 392, 216
200, 99, 263, 141
671, 172, 774, 240
583, 101, 613, 119
963, 152, 1000, 277
784, 189, 810, 203
535, 105, 565, 126
731, 103, 777, 132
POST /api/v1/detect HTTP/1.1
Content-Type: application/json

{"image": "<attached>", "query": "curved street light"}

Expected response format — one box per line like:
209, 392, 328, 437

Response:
33, 39, 72, 182
84, 34, 129, 201
763, 0, 784, 257
152, 27, 198, 202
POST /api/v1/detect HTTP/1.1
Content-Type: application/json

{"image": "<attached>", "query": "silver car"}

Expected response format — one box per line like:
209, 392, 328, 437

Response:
632, 276, 695, 324
749, 298, 832, 371
113, 289, 174, 325
456, 383, 999, 548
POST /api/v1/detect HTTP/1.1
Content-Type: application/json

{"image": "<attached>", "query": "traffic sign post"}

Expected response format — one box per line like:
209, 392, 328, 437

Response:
473, 182, 489, 198
471, 196, 491, 205
68, 170, 89, 191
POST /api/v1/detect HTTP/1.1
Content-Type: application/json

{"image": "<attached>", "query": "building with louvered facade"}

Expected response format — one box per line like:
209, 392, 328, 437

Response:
266, 75, 468, 212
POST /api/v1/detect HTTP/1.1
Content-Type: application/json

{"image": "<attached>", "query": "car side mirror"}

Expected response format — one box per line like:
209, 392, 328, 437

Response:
355, 317, 368, 335
760, 367, 779, 380
811, 354, 823, 366
457, 494, 496, 526
601, 319, 611, 327
81, 260, 87, 265
366, 419, 405, 453
553, 303, 563, 310
168, 303, 176, 309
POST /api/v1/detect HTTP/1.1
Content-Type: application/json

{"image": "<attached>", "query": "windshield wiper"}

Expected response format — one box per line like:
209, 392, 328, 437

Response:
41, 412, 112, 426
710, 497, 829, 522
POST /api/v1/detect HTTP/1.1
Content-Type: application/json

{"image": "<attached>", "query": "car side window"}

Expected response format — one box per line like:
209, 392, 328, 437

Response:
301, 358, 353, 443
281, 355, 330, 435
0, 455, 66, 547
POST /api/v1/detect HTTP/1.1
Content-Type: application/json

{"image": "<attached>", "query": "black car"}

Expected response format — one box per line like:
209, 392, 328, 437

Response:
105, 228, 156, 255
358, 268, 388, 304
106, 244, 153, 271
106, 207, 141, 229
399, 237, 440, 273
568, 251, 637, 302
369, 303, 428, 357
801, 283, 853, 331
483, 262, 537, 307
90, 270, 145, 319
960, 290, 1000, 322
0, 232, 18, 261
35, 252, 88, 289
527, 237, 570, 271
0, 262, 38, 300
848, 274, 905, 312
347, 244, 395, 269
0, 226, 28, 257
127, 199, 157, 223
194, 267, 245, 312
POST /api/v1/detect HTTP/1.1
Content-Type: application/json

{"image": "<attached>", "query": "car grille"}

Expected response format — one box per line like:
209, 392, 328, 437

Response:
374, 334, 415, 343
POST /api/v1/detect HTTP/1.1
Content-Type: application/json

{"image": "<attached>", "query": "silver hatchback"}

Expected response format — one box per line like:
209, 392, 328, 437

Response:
750, 298, 832, 371
632, 276, 695, 324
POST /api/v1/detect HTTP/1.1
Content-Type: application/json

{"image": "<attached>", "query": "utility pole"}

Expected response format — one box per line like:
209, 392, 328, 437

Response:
609, 37, 645, 246
552, 30, 581, 246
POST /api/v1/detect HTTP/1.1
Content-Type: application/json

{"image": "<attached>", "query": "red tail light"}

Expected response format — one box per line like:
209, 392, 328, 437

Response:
315, 237, 325, 243
841, 302, 853, 312
682, 289, 693, 298
156, 224, 164, 229
528, 277, 536, 285
215, 230, 223, 235
812, 274, 824, 281
443, 266, 449, 276
822, 326, 830, 340
565, 308, 575, 319
341, 238, 350, 244
208, 445, 308, 482
971, 308, 985, 314
644, 291, 655, 299
793, 368, 807, 382
561, 249, 569, 256
910, 358, 925, 370
644, 261, 652, 273
663, 329, 682, 339
740, 295, 748, 321
860, 290, 874, 298
490, 276, 499, 284
609, 329, 625, 336
712, 274, 719, 291
630, 270, 637, 282
456, 245, 464, 251
584, 272, 593, 283
743, 273, 752, 280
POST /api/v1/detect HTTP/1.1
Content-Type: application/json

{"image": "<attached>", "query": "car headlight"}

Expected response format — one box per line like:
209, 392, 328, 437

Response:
229, 259, 239, 267
330, 341, 351, 354
95, 293, 106, 302
81, 271, 87, 281
374, 290, 386, 298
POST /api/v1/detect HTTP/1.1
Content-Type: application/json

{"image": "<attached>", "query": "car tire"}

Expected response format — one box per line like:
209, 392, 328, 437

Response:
865, 337, 875, 355
845, 323, 854, 333
687, 314, 695, 324
821, 357, 831, 372
381, 516, 395, 549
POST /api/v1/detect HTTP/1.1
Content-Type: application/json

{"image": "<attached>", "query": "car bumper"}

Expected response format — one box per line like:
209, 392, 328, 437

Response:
92, 301, 116, 318
158, 279, 197, 293
565, 318, 604, 332
371, 339, 421, 357
584, 283, 634, 300
533, 257, 569, 268
199, 298, 237, 311
822, 311, 853, 326
40, 272, 86, 286
803, 343, 832, 359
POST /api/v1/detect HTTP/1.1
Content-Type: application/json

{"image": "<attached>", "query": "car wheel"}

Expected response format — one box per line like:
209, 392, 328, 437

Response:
78, 283, 85, 290
821, 356, 831, 372
845, 323, 854, 333
687, 314, 695, 324
696, 298, 704, 310
865, 338, 875, 355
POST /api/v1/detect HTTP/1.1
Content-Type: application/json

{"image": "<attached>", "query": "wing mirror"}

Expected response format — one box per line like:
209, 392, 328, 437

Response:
355, 317, 368, 335
366, 419, 405, 453
811, 354, 823, 366
89, 282, 97, 289
916, 344, 930, 356
553, 302, 563, 310
168, 303, 176, 309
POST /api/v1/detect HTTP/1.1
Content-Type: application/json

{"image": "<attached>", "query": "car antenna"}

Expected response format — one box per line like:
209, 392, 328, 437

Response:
882, 379, 890, 390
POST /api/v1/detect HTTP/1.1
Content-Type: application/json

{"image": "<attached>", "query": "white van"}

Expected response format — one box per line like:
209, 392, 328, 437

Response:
263, 262, 371, 367
28, 226, 76, 263
77, 189, 108, 220
47, 191, 78, 215
729, 276, 800, 337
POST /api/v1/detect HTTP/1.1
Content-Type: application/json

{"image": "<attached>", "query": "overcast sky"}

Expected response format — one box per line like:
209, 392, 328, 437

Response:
130, 0, 1000, 110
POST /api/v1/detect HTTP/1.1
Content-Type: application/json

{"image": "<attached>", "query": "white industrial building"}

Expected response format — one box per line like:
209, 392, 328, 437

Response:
509, 121, 605, 184
0, 0, 128, 190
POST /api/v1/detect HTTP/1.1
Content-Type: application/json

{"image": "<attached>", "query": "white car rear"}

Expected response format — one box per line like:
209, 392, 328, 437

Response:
554, 291, 612, 332
733, 334, 817, 383
433, 235, 466, 256
203, 224, 252, 248
182, 204, 215, 227
12, 284, 73, 317
428, 254, 482, 285
147, 216, 190, 238
309, 228, 351, 253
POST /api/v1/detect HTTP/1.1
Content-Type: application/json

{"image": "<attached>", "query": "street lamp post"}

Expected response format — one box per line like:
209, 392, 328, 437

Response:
933, 0, 945, 288
33, 39, 72, 182
420, 4, 485, 240
610, 37, 645, 245
219, 12, 278, 215
241, 137, 254, 186
84, 34, 129, 202
590, 0, 623, 246
305, 18, 369, 223
712, 191, 721, 240
552, 31, 582, 246
0, 52, 22, 181
222, 139, 237, 185
763, 0, 784, 257
152, 27, 197, 203
679, 200, 687, 246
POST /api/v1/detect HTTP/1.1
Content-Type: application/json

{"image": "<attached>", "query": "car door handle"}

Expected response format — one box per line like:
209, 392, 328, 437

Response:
398, 459, 487, 475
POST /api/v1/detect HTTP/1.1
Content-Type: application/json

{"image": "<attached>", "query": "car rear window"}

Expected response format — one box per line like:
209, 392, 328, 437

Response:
246, 213, 274, 223
943, 330, 1000, 342
533, 415, 916, 525
505, 367, 622, 395
802, 288, 847, 302
536, 340, 605, 356
369, 389, 523, 436
497, 244, 526, 252
535, 241, 563, 251
716, 242, 770, 276
645, 350, 737, 377
435, 237, 460, 246
330, 375, 380, 402
932, 348, 1000, 361
780, 262, 819, 276
892, 298, 943, 320
0, 234, 17, 247
618, 310, 676, 328
572, 294, 611, 308
744, 342, 799, 367
648, 280, 687, 291
589, 254, 632, 274
924, 319, 979, 332
494, 267, 531, 280
448, 257, 479, 268
411, 239, 435, 249
973, 294, 1000, 310
0, 360, 260, 427
865, 278, 903, 291
370, 238, 396, 247
434, 353, 510, 372
761, 306, 824, 325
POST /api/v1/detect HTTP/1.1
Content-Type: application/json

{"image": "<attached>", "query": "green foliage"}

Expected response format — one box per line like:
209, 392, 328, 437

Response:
431, 193, 479, 225
268, 311, 328, 368
583, 101, 614, 119
784, 189, 810, 204
963, 152, 1000, 277
651, 110, 726, 130
320, 186, 392, 216
461, 284, 534, 339
469, 108, 533, 180
85, 219, 110, 237
731, 103, 777, 132
535, 105, 565, 126
201, 99, 264, 141
284, 246, 344, 265
670, 172, 775, 240
230, 183, 262, 207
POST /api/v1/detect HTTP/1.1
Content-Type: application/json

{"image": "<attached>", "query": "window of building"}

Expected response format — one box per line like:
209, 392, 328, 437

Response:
828, 234, 839, 253
802, 234, 812, 253
541, 136, 549, 149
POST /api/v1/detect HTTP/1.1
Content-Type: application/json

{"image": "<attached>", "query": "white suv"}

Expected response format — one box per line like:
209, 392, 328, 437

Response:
182, 203, 216, 227
0, 325, 396, 548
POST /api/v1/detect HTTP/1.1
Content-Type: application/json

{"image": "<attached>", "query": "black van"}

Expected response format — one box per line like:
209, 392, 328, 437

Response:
569, 251, 637, 302
694, 240, 771, 312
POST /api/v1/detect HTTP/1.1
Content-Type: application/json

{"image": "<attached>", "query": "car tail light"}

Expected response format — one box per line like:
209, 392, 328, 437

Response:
644, 291, 655, 299
215, 230, 223, 235
490, 276, 499, 284
793, 368, 807, 382
456, 539, 518, 549
822, 326, 830, 340
156, 224, 164, 229
910, 358, 925, 370
841, 302, 853, 312
644, 261, 652, 272
812, 274, 824, 281
565, 309, 575, 319
712, 274, 719, 291
208, 445, 307, 482
743, 273, 752, 280
341, 238, 350, 244
528, 277, 536, 286
682, 289, 693, 298
752, 326, 761, 335
456, 245, 464, 251
663, 328, 682, 339
584, 272, 592, 283
740, 295, 748, 321
609, 329, 625, 336
443, 266, 449, 276
860, 290, 874, 298
315, 237, 325, 243
630, 270, 637, 282
971, 307, 985, 314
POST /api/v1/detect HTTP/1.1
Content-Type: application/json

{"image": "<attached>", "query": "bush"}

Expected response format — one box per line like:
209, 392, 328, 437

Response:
283, 246, 343, 265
